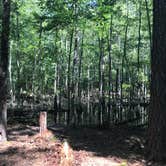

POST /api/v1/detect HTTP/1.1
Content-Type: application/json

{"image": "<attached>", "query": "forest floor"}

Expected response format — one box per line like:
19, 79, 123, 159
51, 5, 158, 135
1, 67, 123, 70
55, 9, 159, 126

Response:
0, 124, 164, 166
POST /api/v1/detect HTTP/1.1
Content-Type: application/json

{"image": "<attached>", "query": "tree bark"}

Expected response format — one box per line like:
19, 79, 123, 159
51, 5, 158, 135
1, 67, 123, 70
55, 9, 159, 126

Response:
144, 0, 152, 48
67, 30, 73, 125
137, 0, 142, 73
120, 10, 129, 122
16, 10, 21, 106
107, 15, 113, 127
98, 37, 105, 127
148, 0, 166, 161
0, 0, 11, 142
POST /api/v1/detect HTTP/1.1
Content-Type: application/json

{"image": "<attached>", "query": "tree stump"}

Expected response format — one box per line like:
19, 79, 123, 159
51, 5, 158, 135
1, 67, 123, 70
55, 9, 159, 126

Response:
39, 112, 47, 136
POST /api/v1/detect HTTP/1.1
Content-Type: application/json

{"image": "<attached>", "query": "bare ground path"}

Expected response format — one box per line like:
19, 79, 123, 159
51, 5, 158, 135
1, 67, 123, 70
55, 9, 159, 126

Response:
0, 124, 163, 166
49, 125, 146, 166
0, 125, 61, 166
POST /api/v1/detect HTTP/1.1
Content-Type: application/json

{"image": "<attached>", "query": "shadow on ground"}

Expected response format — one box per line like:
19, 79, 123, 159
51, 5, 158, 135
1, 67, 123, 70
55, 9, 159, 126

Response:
0, 125, 45, 166
50, 125, 146, 163
1, 124, 162, 166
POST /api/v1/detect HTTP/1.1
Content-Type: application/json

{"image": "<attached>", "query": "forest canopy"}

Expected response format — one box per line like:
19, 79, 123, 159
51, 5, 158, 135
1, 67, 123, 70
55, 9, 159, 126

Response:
8, 0, 151, 100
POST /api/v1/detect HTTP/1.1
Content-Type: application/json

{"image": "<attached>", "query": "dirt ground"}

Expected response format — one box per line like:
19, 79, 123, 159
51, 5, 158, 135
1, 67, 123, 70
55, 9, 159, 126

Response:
50, 125, 146, 166
0, 124, 164, 166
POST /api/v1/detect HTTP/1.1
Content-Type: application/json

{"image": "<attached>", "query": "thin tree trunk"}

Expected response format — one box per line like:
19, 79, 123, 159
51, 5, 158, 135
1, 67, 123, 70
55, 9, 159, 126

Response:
53, 31, 58, 123
78, 30, 84, 100
137, 0, 142, 73
72, 30, 79, 125
87, 66, 90, 125
115, 68, 120, 100
120, 11, 129, 122
144, 0, 152, 48
37, 19, 43, 97
107, 15, 113, 127
137, 0, 142, 102
98, 37, 105, 127
54, 63, 58, 123
9, 41, 14, 106
115, 68, 120, 123
67, 30, 73, 125
77, 30, 84, 126
16, 10, 21, 106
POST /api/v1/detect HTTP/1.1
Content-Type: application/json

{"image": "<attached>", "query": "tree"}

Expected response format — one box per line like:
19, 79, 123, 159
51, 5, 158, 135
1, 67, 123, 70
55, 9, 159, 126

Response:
148, 0, 166, 161
5, 0, 152, 127
0, 0, 11, 142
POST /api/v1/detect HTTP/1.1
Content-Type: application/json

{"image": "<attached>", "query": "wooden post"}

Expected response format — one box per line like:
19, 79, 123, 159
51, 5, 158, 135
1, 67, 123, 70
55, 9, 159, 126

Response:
39, 112, 47, 136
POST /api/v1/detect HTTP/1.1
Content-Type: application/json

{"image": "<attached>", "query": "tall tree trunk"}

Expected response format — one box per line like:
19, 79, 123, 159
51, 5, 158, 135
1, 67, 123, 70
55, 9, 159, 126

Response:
77, 30, 84, 125
56, 63, 60, 123
54, 63, 58, 124
98, 37, 105, 127
0, 0, 11, 142
54, 31, 59, 124
72, 30, 79, 125
71, 0, 79, 126
67, 30, 73, 125
115, 68, 120, 100
87, 66, 90, 125
144, 0, 152, 48
121, 13, 129, 103
148, 0, 166, 161
137, 0, 142, 74
78, 30, 84, 100
9, 41, 14, 106
120, 11, 129, 122
137, 0, 142, 102
115, 68, 120, 123
16, 10, 21, 106
37, 19, 43, 97
107, 15, 113, 127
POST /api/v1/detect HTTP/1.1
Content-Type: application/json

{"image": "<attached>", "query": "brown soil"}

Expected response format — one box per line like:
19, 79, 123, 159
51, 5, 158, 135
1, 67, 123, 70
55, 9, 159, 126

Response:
0, 125, 164, 166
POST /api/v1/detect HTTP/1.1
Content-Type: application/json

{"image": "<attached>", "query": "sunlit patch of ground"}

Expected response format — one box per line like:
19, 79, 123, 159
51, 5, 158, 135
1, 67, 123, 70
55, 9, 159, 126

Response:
0, 125, 61, 166
0, 125, 164, 166
50, 125, 147, 166
75, 151, 145, 166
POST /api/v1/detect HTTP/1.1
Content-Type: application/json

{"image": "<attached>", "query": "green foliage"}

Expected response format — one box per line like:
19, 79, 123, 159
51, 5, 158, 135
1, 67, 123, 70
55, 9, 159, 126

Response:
9, 0, 151, 99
